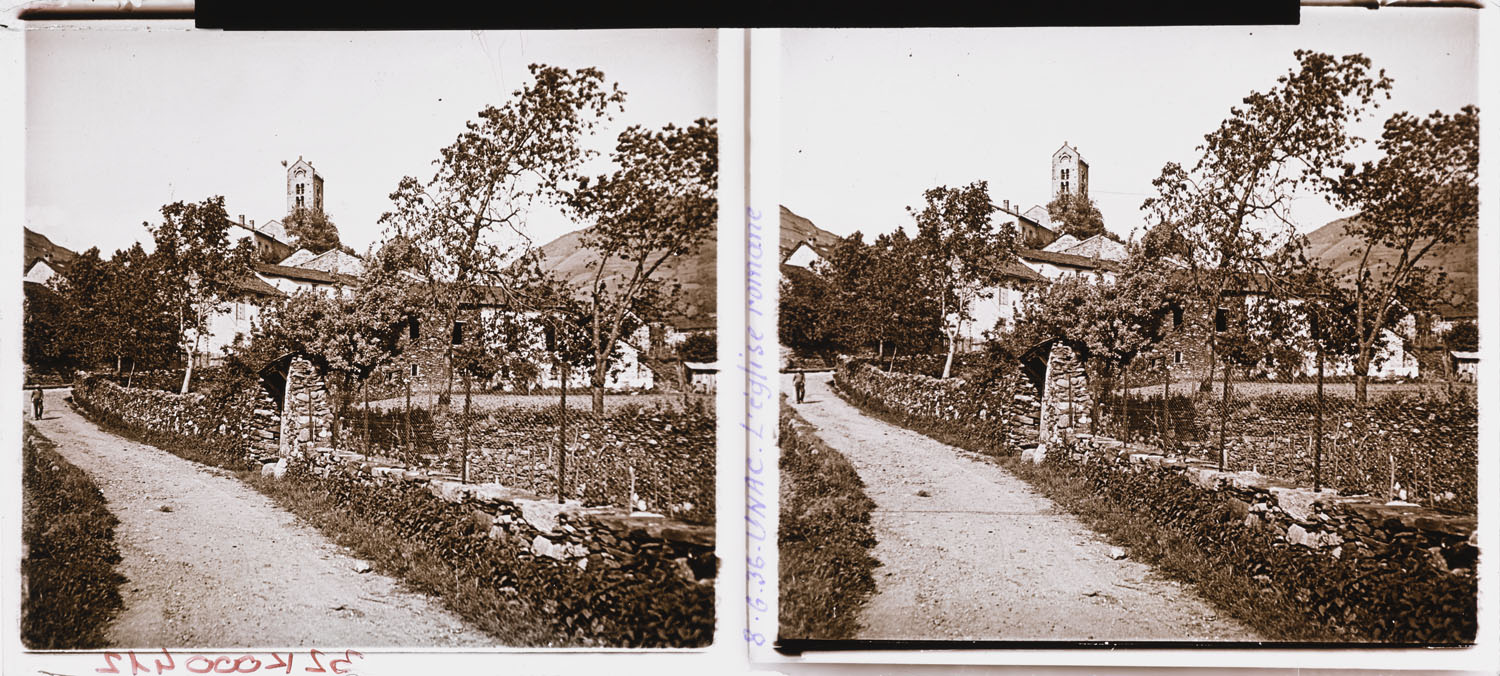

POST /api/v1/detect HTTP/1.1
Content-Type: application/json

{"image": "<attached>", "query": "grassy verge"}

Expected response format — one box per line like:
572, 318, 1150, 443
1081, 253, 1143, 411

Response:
992, 455, 1329, 641
778, 401, 879, 640
238, 470, 560, 646
829, 381, 1331, 642
21, 422, 127, 649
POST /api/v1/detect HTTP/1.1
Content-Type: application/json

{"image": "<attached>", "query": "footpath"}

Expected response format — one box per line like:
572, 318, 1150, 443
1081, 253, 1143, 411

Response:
785, 372, 1259, 641
30, 388, 492, 648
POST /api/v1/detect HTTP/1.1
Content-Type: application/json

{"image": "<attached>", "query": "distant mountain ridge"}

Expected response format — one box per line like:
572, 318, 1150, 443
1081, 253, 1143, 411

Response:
1302, 216, 1477, 307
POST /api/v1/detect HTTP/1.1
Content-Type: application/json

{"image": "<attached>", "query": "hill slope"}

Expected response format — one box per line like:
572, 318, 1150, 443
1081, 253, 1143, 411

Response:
780, 205, 843, 259
532, 206, 846, 319
1303, 217, 1477, 306
534, 228, 717, 319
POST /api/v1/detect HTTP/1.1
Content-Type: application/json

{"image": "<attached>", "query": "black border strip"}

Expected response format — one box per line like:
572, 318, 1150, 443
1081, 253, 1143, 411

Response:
181, 1, 1299, 31
774, 639, 1473, 655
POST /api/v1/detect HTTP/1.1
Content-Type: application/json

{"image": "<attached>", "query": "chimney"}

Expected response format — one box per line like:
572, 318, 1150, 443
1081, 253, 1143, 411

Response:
249, 219, 255, 229
239, 214, 245, 225
1003, 199, 1009, 211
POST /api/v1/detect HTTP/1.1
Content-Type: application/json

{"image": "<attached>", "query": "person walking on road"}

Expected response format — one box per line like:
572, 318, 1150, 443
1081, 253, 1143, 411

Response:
31, 387, 44, 420
793, 371, 806, 404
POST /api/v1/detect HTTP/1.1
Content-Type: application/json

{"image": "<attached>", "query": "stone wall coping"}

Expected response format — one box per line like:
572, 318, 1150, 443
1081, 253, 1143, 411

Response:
1069, 434, 1476, 540
325, 454, 711, 542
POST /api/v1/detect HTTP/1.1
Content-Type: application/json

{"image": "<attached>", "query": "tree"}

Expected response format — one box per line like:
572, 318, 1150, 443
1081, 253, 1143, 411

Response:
567, 118, 717, 413
778, 265, 842, 358
23, 283, 76, 377
1327, 105, 1479, 405
282, 207, 342, 254
909, 181, 1017, 379
1445, 320, 1478, 353
676, 333, 716, 362
1142, 50, 1392, 394
1046, 192, 1108, 240
144, 196, 258, 394
380, 64, 624, 409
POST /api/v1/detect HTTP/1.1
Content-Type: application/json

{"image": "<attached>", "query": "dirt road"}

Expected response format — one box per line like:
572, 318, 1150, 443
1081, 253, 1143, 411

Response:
786, 372, 1258, 641
29, 389, 493, 648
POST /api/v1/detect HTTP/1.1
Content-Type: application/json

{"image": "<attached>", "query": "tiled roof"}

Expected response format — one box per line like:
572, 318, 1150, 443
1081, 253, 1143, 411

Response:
1061, 234, 1129, 262
1018, 248, 1122, 272
233, 273, 285, 298
254, 262, 357, 286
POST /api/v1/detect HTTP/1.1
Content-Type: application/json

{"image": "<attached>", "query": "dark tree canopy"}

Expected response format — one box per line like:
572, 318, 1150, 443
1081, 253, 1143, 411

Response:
1046, 192, 1108, 241
282, 207, 342, 254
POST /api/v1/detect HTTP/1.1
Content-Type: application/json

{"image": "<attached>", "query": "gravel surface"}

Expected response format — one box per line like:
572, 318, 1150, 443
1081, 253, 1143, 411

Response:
33, 389, 493, 649
786, 372, 1260, 642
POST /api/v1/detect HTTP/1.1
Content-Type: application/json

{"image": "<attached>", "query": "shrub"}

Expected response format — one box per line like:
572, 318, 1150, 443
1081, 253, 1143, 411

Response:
779, 401, 878, 639
21, 424, 127, 649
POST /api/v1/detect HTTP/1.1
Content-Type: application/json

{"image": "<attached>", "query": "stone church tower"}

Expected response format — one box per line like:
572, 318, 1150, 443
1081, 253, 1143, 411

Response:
285, 157, 325, 215
1051, 142, 1089, 201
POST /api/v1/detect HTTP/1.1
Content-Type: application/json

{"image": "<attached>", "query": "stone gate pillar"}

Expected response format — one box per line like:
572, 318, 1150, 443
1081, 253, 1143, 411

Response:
280, 357, 333, 458
1039, 343, 1093, 443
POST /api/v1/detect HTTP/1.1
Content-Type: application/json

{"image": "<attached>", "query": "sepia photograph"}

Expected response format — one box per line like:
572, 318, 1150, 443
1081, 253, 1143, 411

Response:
17, 24, 718, 651
776, 11, 1481, 647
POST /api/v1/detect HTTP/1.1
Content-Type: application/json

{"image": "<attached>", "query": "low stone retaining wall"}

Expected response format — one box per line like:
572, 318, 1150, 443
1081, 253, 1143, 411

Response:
1026, 434, 1477, 643
834, 358, 1037, 453
285, 451, 715, 647
72, 372, 280, 467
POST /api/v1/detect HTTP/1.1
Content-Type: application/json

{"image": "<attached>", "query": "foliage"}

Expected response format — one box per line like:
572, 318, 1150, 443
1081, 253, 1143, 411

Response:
29, 244, 177, 377
23, 283, 78, 377
567, 118, 718, 413
21, 424, 127, 649
779, 229, 943, 361
1046, 192, 1107, 240
779, 402, 878, 640
675, 332, 716, 362
908, 181, 1018, 378
778, 265, 841, 357
1142, 51, 1393, 390
1443, 320, 1477, 352
381, 64, 624, 405
1325, 105, 1480, 404
281, 206, 343, 254
145, 196, 258, 393
359, 400, 716, 524
1014, 253, 1184, 419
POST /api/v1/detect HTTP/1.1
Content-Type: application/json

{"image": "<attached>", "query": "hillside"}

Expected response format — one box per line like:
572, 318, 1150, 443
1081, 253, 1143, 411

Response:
780, 205, 843, 259
533, 227, 717, 319
1302, 216, 1477, 306
532, 206, 844, 320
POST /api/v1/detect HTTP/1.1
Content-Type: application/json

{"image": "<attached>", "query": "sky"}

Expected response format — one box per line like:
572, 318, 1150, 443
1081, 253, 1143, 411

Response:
779, 8, 1480, 243
25, 26, 717, 257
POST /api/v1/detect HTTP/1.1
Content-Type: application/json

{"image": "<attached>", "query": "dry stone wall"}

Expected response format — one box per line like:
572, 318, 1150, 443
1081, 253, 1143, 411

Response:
291, 450, 715, 646
833, 358, 1038, 453
72, 372, 280, 467
1022, 434, 1477, 642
